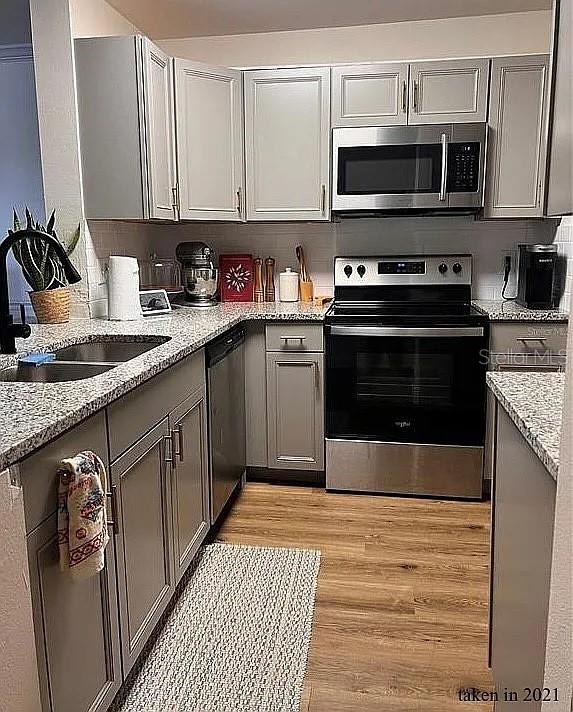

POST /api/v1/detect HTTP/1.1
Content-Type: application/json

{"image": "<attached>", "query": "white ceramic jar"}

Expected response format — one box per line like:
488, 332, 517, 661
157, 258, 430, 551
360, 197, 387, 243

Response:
279, 267, 299, 302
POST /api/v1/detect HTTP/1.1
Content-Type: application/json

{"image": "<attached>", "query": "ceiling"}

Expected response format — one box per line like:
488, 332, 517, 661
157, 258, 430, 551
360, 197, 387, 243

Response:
107, 0, 551, 39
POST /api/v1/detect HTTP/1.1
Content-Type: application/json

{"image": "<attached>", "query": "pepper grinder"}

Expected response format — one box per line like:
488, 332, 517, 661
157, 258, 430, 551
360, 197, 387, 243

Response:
264, 257, 276, 302
253, 258, 264, 303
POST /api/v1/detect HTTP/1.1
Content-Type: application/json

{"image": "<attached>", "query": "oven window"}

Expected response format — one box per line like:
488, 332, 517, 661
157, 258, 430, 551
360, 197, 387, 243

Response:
337, 144, 442, 195
326, 333, 486, 445
356, 352, 454, 407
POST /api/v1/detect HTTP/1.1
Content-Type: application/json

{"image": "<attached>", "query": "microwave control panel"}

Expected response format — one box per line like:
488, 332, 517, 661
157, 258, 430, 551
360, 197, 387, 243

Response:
447, 143, 480, 193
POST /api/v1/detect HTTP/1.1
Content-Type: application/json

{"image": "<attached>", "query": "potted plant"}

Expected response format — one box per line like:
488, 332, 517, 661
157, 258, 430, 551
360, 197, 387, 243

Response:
9, 208, 81, 324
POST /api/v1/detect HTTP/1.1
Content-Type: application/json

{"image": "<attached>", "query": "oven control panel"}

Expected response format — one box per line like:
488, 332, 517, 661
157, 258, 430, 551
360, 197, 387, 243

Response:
334, 255, 472, 286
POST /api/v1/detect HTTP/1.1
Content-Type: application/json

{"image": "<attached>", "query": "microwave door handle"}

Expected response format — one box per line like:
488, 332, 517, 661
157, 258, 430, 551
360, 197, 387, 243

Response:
439, 133, 448, 202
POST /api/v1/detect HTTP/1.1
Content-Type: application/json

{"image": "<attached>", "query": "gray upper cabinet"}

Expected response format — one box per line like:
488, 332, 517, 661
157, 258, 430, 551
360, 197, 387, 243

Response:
28, 514, 122, 712
174, 59, 245, 221
408, 59, 490, 124
112, 418, 174, 675
142, 39, 178, 220
244, 67, 331, 221
485, 55, 550, 218
266, 351, 325, 471
331, 59, 489, 128
75, 36, 177, 221
331, 63, 409, 127
169, 387, 210, 584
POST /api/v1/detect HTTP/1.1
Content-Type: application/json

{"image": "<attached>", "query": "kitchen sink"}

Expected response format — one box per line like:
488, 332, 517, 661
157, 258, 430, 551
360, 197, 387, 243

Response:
51, 337, 170, 364
0, 362, 115, 383
0, 337, 170, 383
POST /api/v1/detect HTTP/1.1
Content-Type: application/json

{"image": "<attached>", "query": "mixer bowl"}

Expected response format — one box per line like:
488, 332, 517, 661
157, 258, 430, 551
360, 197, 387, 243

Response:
182, 267, 218, 303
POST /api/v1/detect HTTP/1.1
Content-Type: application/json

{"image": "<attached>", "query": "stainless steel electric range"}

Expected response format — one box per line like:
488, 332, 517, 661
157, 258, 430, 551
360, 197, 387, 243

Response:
325, 255, 488, 499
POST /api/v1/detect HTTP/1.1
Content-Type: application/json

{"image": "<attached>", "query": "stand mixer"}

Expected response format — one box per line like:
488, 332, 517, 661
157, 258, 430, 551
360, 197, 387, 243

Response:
174, 241, 218, 308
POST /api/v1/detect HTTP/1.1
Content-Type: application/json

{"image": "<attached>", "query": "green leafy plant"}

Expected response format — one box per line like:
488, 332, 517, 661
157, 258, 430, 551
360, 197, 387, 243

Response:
9, 208, 81, 292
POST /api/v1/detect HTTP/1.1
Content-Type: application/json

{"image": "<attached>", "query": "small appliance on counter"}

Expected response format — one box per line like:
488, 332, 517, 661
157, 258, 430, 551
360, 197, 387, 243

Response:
516, 244, 560, 309
107, 256, 142, 321
175, 241, 218, 308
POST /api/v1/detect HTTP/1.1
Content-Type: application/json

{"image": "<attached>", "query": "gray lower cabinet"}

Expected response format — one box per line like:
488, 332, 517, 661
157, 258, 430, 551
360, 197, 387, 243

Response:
28, 513, 122, 712
483, 323, 567, 484
490, 406, 556, 711
169, 387, 210, 584
111, 418, 174, 675
266, 351, 324, 471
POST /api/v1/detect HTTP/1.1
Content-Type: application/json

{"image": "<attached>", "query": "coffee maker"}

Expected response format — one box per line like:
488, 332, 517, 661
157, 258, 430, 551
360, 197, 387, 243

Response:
516, 244, 559, 309
175, 242, 218, 308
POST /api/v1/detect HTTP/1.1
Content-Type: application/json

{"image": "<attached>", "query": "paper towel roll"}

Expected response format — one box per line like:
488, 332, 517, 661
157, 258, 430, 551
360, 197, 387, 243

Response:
107, 256, 142, 321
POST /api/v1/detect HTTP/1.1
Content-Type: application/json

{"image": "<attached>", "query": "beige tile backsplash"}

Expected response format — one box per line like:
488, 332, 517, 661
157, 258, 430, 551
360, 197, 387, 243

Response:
87, 216, 563, 316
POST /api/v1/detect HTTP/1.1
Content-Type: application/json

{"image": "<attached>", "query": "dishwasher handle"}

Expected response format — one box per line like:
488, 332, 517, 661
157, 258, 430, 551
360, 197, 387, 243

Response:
206, 328, 245, 367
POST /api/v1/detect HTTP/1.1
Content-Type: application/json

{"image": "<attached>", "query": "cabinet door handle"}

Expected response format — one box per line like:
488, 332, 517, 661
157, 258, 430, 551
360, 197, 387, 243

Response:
106, 485, 119, 536
173, 424, 184, 462
413, 80, 419, 112
236, 187, 242, 217
164, 433, 174, 466
281, 335, 306, 341
321, 184, 326, 215
315, 360, 320, 391
171, 185, 179, 220
401, 80, 407, 113
519, 337, 548, 346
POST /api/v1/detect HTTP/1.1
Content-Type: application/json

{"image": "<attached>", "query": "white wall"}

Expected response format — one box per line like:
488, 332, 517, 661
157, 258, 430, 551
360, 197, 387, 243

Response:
30, 0, 93, 318
158, 11, 551, 68
69, 0, 139, 38
0, 43, 45, 320
555, 217, 573, 309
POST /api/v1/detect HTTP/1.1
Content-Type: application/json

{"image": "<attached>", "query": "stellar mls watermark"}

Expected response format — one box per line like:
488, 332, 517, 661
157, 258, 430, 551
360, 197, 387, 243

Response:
480, 348, 567, 368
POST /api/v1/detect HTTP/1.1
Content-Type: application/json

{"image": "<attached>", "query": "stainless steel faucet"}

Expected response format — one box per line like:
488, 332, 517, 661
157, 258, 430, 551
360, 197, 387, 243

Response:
0, 228, 82, 354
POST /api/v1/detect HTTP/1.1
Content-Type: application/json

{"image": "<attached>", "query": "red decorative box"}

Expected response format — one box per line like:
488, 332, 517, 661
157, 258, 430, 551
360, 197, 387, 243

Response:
219, 254, 254, 302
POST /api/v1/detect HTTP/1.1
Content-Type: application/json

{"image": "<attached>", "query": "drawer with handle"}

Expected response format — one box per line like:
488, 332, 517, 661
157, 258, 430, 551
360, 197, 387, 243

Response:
489, 323, 567, 356
266, 323, 324, 352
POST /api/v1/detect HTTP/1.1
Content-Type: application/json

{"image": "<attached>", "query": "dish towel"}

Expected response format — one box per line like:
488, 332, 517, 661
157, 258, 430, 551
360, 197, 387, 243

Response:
57, 451, 110, 581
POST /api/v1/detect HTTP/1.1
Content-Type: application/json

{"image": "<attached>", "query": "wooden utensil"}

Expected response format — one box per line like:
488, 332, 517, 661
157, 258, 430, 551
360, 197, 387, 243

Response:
296, 245, 309, 282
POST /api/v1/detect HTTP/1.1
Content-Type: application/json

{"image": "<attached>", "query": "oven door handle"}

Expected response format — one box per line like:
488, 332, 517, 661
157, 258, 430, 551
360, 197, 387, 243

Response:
329, 326, 484, 338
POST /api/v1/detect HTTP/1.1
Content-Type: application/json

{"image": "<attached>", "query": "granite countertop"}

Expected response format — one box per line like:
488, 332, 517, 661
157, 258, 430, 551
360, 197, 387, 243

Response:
473, 299, 569, 322
0, 302, 328, 471
487, 371, 565, 480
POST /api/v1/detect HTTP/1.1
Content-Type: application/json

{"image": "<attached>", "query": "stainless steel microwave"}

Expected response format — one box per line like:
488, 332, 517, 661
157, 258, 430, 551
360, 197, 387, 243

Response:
332, 123, 487, 214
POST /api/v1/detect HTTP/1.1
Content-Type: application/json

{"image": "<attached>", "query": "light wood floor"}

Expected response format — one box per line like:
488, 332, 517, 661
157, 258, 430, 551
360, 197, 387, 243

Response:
217, 483, 494, 712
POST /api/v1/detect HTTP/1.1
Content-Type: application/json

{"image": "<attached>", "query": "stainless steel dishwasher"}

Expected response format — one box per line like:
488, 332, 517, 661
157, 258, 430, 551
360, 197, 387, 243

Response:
206, 327, 246, 524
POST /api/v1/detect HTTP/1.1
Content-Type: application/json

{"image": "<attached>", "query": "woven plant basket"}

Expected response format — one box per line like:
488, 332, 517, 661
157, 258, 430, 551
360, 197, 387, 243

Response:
29, 287, 71, 324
